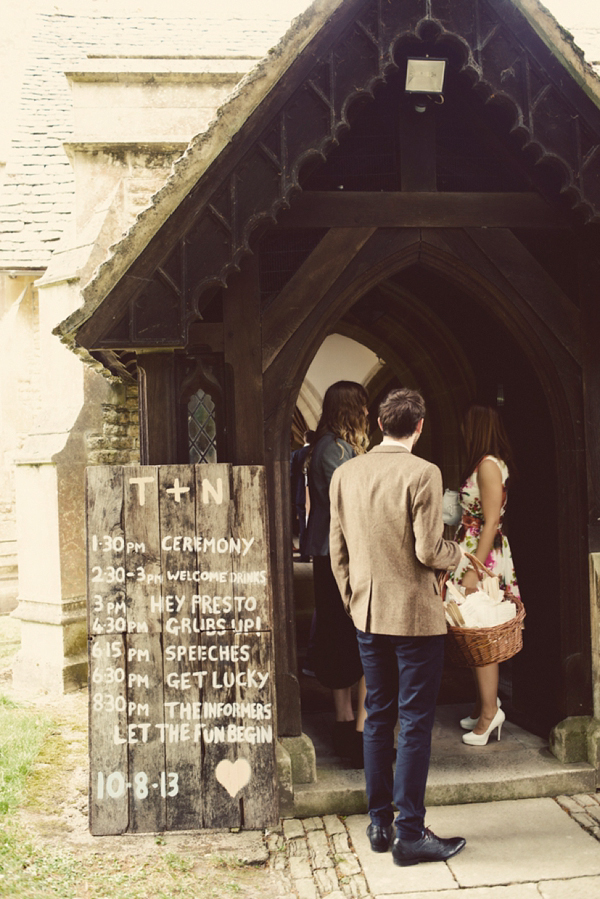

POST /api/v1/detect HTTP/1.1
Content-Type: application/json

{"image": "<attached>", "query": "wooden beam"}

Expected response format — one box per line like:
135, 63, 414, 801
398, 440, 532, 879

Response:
578, 225, 600, 552
463, 228, 581, 365
277, 192, 569, 229
261, 227, 376, 372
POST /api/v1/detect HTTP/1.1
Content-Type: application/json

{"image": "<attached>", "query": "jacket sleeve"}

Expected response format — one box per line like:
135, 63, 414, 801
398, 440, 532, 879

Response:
329, 470, 352, 611
321, 437, 353, 485
412, 465, 462, 571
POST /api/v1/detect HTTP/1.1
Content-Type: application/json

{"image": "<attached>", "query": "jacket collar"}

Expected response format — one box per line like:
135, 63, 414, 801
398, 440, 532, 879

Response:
369, 443, 411, 454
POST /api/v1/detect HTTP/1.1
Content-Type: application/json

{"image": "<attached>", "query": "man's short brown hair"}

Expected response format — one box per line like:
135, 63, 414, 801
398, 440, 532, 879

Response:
378, 388, 426, 439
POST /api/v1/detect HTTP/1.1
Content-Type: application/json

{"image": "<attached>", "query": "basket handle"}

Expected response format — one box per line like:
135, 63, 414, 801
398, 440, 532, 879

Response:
464, 551, 495, 581
439, 552, 495, 599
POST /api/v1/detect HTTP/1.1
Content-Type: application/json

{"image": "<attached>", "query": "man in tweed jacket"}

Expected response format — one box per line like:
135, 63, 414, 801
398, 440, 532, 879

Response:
329, 388, 466, 867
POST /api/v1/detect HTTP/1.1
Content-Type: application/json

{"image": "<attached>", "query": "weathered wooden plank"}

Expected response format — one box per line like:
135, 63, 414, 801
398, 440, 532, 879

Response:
261, 227, 376, 372
123, 465, 166, 833
158, 464, 202, 830
86, 467, 126, 638
88, 634, 129, 835
276, 192, 568, 229
199, 632, 276, 828
87, 463, 276, 832
159, 465, 202, 830
194, 465, 276, 827
192, 463, 239, 826
232, 632, 277, 828
230, 466, 272, 633
86, 467, 129, 835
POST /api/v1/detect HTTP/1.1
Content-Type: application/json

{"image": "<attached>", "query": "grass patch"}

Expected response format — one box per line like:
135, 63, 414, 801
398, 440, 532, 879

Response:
0, 697, 51, 816
24, 725, 75, 815
0, 617, 20, 668
0, 825, 269, 899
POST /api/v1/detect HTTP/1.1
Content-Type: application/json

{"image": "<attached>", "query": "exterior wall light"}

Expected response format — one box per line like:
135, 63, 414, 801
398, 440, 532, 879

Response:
405, 57, 447, 95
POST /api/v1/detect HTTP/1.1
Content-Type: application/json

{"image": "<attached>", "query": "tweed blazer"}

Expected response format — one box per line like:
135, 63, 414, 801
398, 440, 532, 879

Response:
329, 443, 462, 637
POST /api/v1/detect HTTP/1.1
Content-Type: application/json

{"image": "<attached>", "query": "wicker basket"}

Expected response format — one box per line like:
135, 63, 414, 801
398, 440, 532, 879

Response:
442, 554, 525, 668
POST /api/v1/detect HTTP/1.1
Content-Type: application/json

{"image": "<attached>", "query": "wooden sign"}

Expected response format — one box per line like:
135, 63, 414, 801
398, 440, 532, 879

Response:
85, 464, 278, 835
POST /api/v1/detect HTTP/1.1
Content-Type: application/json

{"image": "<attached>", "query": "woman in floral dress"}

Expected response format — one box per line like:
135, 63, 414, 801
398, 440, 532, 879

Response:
451, 404, 521, 745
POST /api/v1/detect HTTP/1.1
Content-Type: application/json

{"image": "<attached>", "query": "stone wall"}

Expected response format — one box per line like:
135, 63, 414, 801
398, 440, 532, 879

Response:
0, 273, 41, 612
85, 384, 140, 467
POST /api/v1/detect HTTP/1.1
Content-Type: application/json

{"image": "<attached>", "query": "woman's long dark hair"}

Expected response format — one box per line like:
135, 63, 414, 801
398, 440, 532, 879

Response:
313, 380, 369, 456
461, 404, 515, 484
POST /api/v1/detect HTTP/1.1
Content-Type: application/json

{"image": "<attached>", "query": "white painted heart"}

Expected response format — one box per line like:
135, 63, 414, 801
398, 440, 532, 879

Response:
215, 758, 251, 798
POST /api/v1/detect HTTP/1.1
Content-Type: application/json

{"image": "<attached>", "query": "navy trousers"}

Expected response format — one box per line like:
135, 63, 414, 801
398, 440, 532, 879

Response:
356, 630, 445, 840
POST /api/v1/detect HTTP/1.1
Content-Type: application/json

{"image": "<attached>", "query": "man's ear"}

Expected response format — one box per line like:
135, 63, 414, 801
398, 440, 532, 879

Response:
416, 418, 424, 435
377, 417, 383, 432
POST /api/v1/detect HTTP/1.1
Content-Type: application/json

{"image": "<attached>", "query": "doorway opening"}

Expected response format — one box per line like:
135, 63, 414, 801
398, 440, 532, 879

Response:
291, 267, 560, 763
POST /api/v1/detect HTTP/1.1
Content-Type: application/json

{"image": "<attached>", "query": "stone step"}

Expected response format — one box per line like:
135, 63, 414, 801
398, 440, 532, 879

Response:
289, 704, 596, 818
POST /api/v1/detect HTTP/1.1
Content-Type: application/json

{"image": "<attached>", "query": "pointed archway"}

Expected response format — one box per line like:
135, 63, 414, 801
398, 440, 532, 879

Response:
264, 227, 587, 736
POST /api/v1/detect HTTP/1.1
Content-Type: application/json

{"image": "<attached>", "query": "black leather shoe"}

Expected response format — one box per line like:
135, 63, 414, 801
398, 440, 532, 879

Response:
349, 731, 364, 768
392, 828, 466, 866
366, 823, 393, 853
332, 721, 356, 757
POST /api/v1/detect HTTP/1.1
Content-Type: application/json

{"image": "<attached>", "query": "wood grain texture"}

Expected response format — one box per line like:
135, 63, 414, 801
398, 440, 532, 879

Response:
86, 463, 277, 834
261, 227, 375, 372
277, 192, 568, 229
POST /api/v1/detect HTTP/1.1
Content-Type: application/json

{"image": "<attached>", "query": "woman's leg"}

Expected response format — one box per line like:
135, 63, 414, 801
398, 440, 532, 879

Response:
469, 669, 481, 719
332, 686, 355, 722
356, 676, 367, 732
472, 663, 499, 734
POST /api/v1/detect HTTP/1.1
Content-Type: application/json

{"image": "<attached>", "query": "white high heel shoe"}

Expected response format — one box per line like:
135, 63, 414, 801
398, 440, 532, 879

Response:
460, 698, 501, 730
462, 707, 505, 745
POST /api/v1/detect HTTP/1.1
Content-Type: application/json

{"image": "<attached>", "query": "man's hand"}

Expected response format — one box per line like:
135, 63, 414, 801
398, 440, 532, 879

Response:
460, 566, 480, 594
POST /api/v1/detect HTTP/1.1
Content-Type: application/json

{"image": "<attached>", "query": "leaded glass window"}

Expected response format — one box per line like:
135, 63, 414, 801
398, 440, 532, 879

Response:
188, 389, 217, 463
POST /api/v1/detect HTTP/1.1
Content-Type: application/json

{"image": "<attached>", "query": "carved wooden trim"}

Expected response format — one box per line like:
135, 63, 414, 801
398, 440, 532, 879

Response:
87, 0, 600, 351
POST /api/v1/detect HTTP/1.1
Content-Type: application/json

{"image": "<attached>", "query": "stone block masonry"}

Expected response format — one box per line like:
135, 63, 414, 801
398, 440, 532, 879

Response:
86, 385, 140, 467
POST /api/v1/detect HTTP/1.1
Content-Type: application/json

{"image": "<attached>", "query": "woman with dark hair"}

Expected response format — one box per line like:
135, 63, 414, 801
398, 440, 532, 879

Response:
305, 381, 369, 765
451, 404, 521, 746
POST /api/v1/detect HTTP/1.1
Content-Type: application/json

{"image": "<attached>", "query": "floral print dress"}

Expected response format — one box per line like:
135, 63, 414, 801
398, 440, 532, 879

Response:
450, 455, 521, 600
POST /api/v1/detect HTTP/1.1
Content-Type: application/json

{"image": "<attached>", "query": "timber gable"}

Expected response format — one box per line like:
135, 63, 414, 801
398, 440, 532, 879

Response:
58, 0, 600, 364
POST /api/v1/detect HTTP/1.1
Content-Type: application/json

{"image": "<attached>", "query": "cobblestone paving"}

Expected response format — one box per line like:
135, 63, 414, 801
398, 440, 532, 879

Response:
555, 791, 600, 842
267, 814, 369, 899
267, 794, 600, 898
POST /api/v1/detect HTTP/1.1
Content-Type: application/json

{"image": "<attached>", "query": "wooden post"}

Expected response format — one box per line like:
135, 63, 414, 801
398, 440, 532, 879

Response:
223, 256, 265, 465
136, 353, 179, 465
399, 98, 437, 192
578, 225, 600, 553
86, 463, 277, 834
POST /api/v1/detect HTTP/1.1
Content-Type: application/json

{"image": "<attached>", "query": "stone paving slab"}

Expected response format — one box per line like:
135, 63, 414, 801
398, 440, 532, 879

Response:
374, 887, 540, 899
345, 817, 458, 895
346, 799, 600, 896
537, 875, 600, 897
439, 799, 600, 887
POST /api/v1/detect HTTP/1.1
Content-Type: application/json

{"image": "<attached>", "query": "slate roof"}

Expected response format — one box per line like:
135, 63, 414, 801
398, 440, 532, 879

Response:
0, 12, 296, 269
